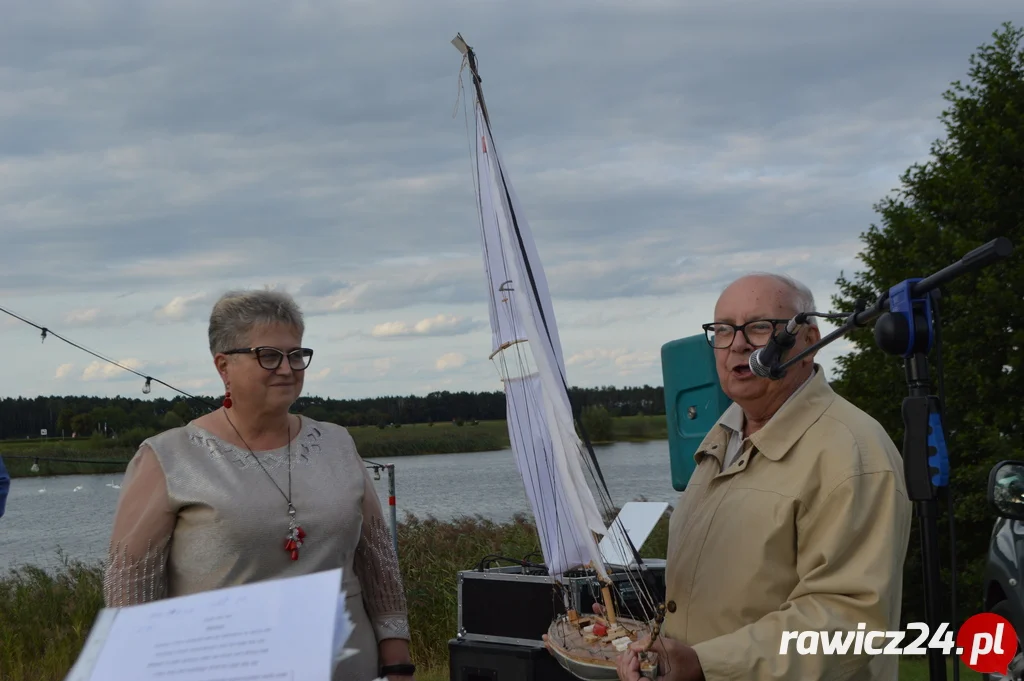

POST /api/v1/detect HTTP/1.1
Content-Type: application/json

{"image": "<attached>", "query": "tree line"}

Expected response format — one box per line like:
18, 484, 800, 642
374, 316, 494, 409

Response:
826, 23, 1023, 626
0, 384, 666, 440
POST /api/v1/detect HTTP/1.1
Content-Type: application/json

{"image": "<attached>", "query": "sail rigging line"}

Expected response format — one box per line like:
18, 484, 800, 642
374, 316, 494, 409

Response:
0, 303, 218, 411
488, 244, 589, 582
459, 42, 656, 595
458, 42, 669, 677
463, 51, 613, 499
501, 360, 588, 588
464, 80, 588, 585
461, 46, 653, 582
460, 45, 628, 533
458, 37, 663, 643
462, 67, 655, 614
474, 106, 610, 582
475, 102, 659, 630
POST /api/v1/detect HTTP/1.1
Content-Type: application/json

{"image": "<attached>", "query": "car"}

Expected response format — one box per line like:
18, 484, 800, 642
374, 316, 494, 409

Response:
983, 460, 1024, 680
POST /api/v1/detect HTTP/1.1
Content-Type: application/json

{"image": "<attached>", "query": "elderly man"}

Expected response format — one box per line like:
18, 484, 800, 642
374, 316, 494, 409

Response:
618, 273, 912, 681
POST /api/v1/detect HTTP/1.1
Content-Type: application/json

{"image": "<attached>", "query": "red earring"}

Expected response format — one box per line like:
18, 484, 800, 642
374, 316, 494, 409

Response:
223, 388, 232, 409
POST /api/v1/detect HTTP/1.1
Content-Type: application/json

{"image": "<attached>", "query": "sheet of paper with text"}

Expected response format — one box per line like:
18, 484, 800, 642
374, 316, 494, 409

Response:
66, 568, 344, 681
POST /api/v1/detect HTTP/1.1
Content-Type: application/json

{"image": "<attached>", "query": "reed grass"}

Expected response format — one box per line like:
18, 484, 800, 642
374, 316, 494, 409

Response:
0, 511, 669, 681
0, 552, 105, 681
0, 514, 980, 681
1, 416, 668, 478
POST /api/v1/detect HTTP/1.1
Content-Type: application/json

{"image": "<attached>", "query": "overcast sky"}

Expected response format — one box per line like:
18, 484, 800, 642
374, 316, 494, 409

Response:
0, 1, 1019, 402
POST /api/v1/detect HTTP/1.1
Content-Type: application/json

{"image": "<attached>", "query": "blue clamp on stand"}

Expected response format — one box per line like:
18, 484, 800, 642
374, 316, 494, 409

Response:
876, 278, 950, 681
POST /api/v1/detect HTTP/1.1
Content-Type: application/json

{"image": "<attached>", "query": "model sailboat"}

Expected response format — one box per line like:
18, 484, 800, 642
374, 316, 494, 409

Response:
451, 34, 664, 680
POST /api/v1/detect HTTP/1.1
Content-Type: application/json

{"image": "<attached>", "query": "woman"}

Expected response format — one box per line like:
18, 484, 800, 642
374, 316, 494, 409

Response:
103, 289, 415, 681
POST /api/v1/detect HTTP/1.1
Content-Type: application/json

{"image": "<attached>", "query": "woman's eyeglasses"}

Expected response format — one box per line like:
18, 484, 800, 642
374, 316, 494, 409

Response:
222, 346, 314, 371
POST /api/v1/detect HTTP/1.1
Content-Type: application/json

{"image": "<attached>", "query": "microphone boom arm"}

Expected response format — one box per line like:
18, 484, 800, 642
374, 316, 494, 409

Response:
771, 237, 1014, 376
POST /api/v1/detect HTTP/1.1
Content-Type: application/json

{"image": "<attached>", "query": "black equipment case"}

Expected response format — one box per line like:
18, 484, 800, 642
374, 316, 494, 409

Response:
448, 637, 577, 681
455, 560, 668, 647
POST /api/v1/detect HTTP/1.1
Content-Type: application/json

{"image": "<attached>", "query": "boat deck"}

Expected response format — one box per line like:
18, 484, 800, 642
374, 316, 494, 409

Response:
546, 615, 658, 671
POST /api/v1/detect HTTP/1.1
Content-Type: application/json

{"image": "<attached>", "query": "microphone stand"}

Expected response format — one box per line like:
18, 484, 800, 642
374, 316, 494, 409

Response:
769, 237, 1014, 681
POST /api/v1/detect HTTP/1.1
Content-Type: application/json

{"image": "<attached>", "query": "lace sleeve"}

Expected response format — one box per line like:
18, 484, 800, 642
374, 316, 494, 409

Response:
103, 444, 175, 607
352, 466, 410, 642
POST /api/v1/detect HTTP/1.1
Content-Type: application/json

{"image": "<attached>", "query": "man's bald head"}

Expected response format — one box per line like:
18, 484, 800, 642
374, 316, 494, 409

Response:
721, 272, 818, 327
709, 272, 822, 430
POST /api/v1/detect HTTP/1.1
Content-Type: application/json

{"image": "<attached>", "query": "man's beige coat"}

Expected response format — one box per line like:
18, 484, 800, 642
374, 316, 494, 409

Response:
662, 366, 912, 680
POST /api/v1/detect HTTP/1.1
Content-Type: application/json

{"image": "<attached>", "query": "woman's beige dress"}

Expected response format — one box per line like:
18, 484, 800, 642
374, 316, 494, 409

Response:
102, 415, 409, 681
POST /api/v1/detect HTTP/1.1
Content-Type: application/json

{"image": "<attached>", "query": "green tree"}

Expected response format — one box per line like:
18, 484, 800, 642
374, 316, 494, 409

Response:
301, 404, 331, 422
171, 400, 193, 422
581, 405, 614, 443
91, 406, 129, 434
160, 411, 185, 429
70, 413, 94, 436
829, 22, 1024, 624
56, 407, 75, 433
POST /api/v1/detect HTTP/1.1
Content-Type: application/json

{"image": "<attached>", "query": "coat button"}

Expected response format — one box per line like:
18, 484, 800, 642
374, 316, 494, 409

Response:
666, 600, 676, 613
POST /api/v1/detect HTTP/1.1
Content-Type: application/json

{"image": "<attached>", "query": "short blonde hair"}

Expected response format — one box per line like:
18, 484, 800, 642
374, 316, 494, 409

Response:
208, 288, 305, 355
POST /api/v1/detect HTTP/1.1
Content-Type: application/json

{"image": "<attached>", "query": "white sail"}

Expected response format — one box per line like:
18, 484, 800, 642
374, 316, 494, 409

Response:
472, 101, 610, 581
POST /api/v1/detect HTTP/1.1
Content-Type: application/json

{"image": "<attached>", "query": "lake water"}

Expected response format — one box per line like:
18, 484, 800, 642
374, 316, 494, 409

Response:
0, 440, 681, 573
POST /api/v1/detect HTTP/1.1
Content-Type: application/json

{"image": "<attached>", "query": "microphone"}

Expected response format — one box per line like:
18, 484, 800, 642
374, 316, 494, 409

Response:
749, 315, 806, 379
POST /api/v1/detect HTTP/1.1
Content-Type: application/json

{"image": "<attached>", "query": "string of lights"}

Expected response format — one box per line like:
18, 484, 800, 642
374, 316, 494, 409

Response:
0, 304, 394, 485
0, 303, 219, 412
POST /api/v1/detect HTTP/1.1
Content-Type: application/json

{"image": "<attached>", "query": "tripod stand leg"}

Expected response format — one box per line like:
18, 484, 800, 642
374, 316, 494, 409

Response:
919, 498, 946, 681
903, 354, 948, 681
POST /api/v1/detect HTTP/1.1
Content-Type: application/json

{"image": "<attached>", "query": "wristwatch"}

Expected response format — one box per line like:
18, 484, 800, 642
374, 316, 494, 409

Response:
380, 662, 416, 676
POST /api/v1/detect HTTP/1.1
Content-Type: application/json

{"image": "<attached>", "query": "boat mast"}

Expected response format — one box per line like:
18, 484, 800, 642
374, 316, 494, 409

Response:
456, 31, 623, 630
591, 531, 618, 626
452, 34, 492, 128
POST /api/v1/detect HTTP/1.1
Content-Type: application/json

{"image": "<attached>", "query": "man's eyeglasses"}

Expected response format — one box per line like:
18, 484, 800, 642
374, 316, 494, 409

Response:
222, 346, 314, 371
701, 319, 791, 349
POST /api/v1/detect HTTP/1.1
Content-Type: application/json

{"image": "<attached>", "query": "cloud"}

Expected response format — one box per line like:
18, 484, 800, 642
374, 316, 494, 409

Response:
176, 377, 214, 391
73, 357, 189, 383
54, 363, 74, 379
81, 358, 145, 381
372, 357, 395, 376
371, 314, 481, 338
307, 367, 332, 381
567, 348, 660, 377
1, 0, 1016, 400
435, 352, 467, 371
153, 292, 211, 323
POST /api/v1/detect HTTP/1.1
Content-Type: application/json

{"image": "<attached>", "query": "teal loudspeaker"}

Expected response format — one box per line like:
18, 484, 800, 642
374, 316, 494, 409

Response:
661, 334, 732, 491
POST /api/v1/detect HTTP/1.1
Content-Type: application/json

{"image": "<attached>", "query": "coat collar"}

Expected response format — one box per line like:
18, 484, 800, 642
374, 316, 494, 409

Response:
694, 364, 835, 465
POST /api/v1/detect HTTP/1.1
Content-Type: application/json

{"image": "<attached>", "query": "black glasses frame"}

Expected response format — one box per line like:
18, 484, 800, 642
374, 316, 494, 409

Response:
701, 319, 792, 349
222, 346, 314, 371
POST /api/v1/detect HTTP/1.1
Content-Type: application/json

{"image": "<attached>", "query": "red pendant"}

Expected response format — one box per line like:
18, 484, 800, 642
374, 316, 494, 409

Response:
285, 522, 306, 560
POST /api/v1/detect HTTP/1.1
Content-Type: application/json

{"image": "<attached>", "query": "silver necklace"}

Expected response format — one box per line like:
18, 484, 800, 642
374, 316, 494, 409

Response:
223, 411, 306, 560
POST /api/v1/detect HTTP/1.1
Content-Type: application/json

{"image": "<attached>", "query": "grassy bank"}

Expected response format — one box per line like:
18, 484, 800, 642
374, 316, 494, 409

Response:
0, 510, 667, 680
0, 415, 668, 479
0, 513, 978, 681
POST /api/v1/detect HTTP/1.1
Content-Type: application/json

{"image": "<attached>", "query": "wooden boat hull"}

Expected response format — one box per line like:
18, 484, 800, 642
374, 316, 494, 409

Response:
545, 616, 658, 680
